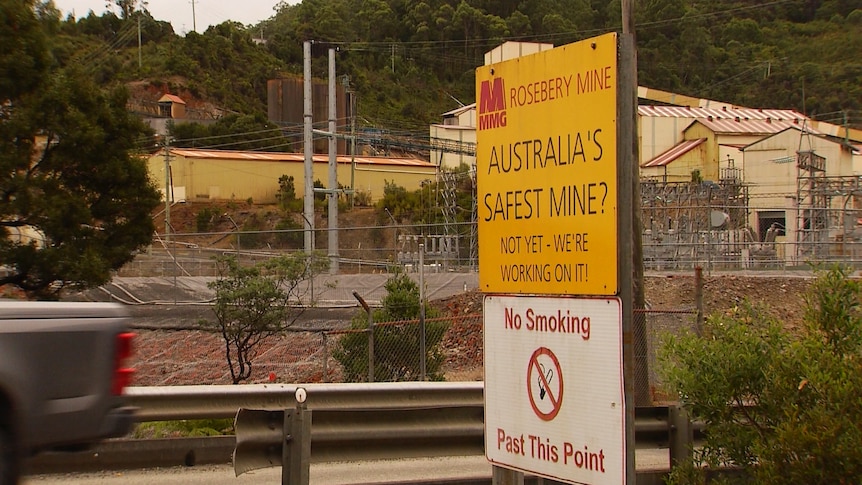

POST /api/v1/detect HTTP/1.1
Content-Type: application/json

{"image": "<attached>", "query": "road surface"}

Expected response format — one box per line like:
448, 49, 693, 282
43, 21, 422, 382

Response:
24, 449, 669, 484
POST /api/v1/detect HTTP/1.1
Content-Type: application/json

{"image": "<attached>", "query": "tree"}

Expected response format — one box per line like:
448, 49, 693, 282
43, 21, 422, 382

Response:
276, 175, 301, 212
0, 1, 161, 299
659, 266, 862, 484
333, 271, 449, 382
207, 253, 329, 384
110, 0, 145, 19
0, 0, 50, 100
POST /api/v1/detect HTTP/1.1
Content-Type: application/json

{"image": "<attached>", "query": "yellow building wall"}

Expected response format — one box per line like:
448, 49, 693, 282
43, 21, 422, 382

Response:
681, 124, 720, 181
640, 143, 709, 183
744, 129, 858, 210
147, 154, 437, 204
742, 129, 858, 250
429, 125, 477, 169
639, 115, 693, 163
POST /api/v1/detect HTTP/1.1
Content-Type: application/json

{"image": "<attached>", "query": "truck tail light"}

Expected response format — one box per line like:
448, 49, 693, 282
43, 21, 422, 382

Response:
112, 332, 135, 395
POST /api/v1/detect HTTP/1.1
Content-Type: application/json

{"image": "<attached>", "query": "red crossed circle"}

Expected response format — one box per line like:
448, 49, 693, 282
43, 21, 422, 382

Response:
527, 346, 564, 421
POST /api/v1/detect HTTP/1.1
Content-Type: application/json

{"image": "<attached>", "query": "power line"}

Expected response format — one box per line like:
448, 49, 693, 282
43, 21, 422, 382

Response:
324, 0, 797, 50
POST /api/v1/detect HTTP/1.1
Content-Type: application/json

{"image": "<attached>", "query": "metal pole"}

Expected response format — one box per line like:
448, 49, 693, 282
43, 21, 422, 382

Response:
163, 141, 171, 247
367, 308, 374, 382
303, 41, 315, 254
385, 208, 398, 263
163, 141, 177, 304
322, 333, 329, 383
224, 213, 240, 252
419, 243, 426, 380
350, 89, 356, 206
353, 291, 374, 382
328, 48, 339, 274
695, 266, 704, 336
137, 14, 142, 69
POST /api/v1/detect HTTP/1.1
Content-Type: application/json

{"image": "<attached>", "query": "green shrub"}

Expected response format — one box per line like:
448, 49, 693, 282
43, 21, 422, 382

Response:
195, 207, 218, 232
333, 271, 449, 382
353, 189, 372, 207
274, 217, 303, 248
660, 266, 862, 484
131, 418, 234, 439
276, 175, 302, 212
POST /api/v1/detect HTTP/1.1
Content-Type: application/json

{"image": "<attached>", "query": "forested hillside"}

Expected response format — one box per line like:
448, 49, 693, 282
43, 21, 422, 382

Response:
41, 0, 862, 143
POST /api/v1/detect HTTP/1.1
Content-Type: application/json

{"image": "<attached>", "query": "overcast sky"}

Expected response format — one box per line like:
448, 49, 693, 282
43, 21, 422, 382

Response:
52, 0, 298, 34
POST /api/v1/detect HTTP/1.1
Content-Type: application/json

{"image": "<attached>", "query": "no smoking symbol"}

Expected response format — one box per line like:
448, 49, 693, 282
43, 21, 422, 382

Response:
527, 347, 564, 421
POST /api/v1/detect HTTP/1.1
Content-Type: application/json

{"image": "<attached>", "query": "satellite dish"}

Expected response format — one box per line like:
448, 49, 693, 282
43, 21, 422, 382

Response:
710, 210, 730, 228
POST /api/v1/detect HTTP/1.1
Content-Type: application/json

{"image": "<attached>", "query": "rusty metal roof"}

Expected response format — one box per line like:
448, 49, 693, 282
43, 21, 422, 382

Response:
167, 148, 435, 167
642, 138, 706, 168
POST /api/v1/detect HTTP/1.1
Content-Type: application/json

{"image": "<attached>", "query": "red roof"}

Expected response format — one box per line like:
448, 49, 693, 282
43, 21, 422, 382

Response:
642, 138, 706, 168
158, 94, 186, 105
690, 117, 809, 135
167, 148, 435, 168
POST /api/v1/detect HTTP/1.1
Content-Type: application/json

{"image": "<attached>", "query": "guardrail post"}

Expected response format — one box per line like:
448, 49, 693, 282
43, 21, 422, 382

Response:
233, 388, 312, 483
669, 404, 693, 468
284, 388, 311, 485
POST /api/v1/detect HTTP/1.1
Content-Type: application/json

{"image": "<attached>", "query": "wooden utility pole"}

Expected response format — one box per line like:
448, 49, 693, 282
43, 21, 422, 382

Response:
621, 1, 643, 483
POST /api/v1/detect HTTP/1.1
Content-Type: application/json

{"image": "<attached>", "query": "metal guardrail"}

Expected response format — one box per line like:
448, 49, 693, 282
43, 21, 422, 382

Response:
27, 383, 693, 477
126, 382, 483, 420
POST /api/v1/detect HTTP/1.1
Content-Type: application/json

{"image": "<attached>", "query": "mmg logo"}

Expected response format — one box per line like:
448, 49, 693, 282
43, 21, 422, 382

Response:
478, 78, 507, 130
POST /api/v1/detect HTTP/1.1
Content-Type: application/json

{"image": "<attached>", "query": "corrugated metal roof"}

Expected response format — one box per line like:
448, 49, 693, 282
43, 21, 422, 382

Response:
436, 104, 808, 124
639, 105, 805, 122
690, 117, 810, 135
642, 138, 706, 168
431, 124, 474, 130
168, 148, 435, 167
442, 103, 476, 117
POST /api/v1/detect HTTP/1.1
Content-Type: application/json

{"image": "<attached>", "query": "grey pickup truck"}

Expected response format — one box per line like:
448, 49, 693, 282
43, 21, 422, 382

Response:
0, 301, 136, 484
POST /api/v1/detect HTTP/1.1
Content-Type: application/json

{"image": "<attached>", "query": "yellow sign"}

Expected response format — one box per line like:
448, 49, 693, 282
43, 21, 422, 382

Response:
476, 33, 618, 296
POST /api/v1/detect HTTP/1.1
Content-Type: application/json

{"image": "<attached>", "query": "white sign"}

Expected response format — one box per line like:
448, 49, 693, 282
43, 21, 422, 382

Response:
484, 295, 624, 485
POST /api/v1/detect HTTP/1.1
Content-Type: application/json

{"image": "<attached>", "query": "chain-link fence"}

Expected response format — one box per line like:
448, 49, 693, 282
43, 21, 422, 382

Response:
633, 268, 705, 405
128, 210, 862, 280
633, 308, 699, 405
124, 214, 716, 403
131, 314, 484, 386
129, 271, 707, 407
132, 304, 698, 407
322, 314, 482, 383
